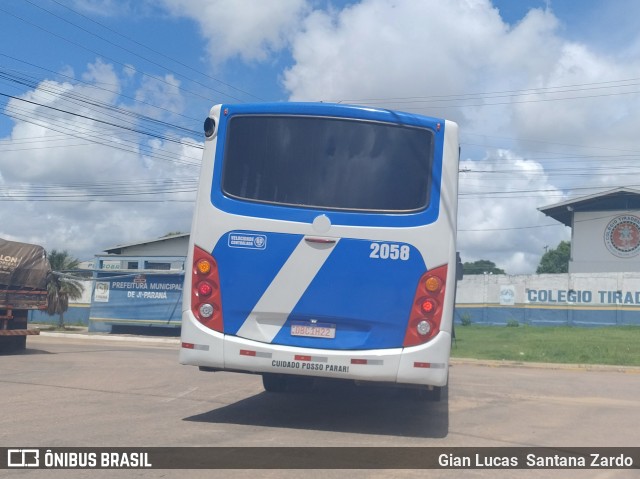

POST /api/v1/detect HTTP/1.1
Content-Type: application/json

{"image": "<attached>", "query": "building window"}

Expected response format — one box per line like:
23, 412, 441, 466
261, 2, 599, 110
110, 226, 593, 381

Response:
144, 261, 171, 271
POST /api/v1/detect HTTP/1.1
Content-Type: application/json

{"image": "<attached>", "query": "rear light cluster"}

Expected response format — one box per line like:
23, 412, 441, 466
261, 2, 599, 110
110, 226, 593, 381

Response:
191, 246, 223, 332
403, 264, 448, 347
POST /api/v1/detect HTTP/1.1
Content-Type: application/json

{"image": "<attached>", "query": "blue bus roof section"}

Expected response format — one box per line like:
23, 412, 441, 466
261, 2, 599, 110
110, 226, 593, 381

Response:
212, 102, 446, 126
209, 102, 447, 228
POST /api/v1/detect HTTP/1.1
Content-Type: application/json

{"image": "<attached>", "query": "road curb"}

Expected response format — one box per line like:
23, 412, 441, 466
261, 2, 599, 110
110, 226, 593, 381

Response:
39, 331, 180, 345
450, 357, 640, 373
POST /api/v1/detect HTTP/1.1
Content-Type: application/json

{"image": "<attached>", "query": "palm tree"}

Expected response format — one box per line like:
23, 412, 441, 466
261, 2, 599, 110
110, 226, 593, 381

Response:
46, 250, 85, 329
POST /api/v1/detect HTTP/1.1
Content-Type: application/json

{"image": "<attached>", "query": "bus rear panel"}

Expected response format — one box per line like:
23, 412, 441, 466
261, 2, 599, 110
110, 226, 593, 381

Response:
180, 103, 459, 393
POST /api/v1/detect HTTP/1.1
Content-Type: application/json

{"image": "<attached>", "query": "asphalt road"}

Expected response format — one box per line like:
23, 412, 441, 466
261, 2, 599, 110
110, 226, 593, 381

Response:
1, 334, 639, 479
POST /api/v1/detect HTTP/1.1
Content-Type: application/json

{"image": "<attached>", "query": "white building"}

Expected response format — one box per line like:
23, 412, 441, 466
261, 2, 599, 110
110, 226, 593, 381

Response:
102, 233, 189, 257
539, 187, 640, 273
452, 188, 640, 326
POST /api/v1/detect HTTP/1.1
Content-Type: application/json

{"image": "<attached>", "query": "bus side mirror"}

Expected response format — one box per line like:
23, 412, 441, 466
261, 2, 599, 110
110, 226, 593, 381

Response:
456, 252, 463, 281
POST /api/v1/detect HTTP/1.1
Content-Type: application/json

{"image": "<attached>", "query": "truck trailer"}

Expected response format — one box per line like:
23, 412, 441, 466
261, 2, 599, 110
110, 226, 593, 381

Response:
0, 238, 50, 351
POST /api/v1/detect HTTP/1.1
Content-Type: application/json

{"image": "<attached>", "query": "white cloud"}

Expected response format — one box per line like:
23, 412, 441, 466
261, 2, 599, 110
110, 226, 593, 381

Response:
5, 0, 640, 274
458, 150, 570, 273
69, 0, 134, 17
160, 0, 309, 64
512, 42, 640, 147
279, 0, 640, 272
134, 73, 185, 118
0, 60, 198, 261
283, 1, 564, 122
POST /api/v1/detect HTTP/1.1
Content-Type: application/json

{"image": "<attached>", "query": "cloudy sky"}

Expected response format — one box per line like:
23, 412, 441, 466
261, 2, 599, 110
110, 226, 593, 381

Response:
2, 0, 640, 273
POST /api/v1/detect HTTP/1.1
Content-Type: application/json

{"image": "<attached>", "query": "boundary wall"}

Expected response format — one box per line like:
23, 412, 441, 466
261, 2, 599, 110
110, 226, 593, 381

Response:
455, 273, 640, 326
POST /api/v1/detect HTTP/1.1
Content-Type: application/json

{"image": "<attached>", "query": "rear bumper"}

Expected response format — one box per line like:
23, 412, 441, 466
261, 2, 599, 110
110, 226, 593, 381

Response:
0, 329, 40, 337
180, 311, 450, 387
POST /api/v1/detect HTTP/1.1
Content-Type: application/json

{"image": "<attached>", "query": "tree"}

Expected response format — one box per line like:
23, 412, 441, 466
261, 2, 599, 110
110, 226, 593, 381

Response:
46, 250, 85, 329
536, 241, 571, 274
462, 259, 505, 275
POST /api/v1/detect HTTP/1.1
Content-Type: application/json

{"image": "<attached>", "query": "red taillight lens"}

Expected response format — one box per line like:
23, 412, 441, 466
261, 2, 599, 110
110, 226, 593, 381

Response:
403, 264, 448, 347
191, 246, 223, 332
197, 282, 213, 297
421, 298, 437, 313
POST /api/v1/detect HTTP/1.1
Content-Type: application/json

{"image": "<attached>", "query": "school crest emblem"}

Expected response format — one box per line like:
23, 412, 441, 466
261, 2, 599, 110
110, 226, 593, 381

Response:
604, 215, 640, 257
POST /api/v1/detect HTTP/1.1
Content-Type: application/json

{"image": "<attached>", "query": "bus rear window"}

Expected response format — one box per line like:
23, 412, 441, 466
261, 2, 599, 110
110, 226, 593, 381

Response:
221, 115, 434, 213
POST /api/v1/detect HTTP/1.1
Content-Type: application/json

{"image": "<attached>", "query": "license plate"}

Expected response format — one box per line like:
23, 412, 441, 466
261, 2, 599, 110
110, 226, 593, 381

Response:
291, 321, 336, 339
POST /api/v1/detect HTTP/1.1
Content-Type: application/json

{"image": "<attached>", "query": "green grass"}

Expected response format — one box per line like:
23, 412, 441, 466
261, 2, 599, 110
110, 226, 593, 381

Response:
450, 325, 640, 366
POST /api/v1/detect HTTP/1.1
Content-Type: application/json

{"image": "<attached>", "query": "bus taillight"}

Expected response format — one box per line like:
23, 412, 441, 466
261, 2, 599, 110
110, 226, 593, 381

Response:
197, 282, 213, 297
403, 264, 447, 347
191, 246, 223, 332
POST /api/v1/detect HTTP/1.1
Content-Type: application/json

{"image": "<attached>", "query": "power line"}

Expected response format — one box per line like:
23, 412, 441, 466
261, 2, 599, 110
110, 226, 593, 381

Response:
462, 133, 640, 155
1, 5, 638, 216
0, 67, 202, 140
0, 177, 198, 202
0, 92, 202, 152
0, 54, 203, 129
458, 223, 565, 232
338, 76, 640, 105
0, 4, 232, 105
21, 0, 249, 103
1, 106, 201, 168
46, 0, 263, 101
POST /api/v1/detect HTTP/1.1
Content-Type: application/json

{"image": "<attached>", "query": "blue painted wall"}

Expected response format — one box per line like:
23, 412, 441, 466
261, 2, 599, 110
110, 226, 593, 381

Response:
28, 305, 90, 326
455, 272, 640, 327
89, 270, 184, 333
454, 305, 640, 327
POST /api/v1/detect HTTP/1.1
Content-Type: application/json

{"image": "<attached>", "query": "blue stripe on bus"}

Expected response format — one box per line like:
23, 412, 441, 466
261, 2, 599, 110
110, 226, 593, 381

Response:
213, 230, 427, 350
212, 231, 304, 335
271, 238, 426, 349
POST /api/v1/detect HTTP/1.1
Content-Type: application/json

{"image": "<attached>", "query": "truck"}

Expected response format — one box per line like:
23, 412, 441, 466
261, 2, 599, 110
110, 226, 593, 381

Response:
0, 237, 50, 351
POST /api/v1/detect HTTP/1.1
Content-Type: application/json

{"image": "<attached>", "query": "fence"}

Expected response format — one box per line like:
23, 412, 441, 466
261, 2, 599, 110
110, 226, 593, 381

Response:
455, 273, 640, 326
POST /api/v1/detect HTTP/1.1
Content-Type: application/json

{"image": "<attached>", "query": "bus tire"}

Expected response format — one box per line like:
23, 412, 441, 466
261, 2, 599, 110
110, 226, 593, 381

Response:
262, 373, 287, 393
287, 375, 315, 392
416, 384, 448, 402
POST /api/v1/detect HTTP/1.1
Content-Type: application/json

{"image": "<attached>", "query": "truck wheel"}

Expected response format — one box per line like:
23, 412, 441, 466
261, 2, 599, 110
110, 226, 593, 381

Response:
262, 373, 287, 393
14, 336, 27, 350
0, 336, 26, 352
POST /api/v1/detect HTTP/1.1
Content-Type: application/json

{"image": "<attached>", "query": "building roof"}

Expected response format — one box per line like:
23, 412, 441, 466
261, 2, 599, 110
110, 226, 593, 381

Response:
539, 187, 640, 227
102, 233, 189, 254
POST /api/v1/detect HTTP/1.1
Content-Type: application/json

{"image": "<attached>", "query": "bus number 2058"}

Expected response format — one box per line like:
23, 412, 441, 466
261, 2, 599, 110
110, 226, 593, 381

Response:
369, 243, 410, 261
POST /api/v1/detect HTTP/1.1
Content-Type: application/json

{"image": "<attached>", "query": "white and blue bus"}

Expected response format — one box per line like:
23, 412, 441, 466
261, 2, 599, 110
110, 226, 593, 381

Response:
180, 102, 459, 400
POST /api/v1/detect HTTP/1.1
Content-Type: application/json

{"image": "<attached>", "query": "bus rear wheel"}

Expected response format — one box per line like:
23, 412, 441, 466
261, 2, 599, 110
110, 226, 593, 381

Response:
262, 373, 287, 392
415, 384, 448, 402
